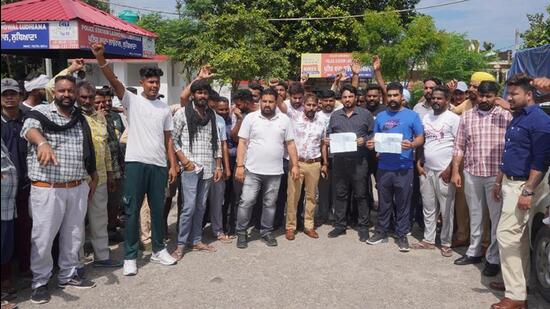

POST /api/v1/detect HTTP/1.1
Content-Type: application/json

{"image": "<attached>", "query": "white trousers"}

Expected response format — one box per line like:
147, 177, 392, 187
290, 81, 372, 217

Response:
420, 168, 456, 246
463, 171, 502, 264
86, 183, 109, 261
30, 182, 89, 289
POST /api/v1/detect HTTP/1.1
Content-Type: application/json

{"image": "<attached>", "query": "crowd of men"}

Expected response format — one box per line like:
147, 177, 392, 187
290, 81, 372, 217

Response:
1, 42, 550, 309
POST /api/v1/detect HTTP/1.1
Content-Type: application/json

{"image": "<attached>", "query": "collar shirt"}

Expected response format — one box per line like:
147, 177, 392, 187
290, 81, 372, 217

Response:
172, 108, 222, 179
21, 103, 87, 183
453, 105, 512, 177
292, 112, 326, 160
500, 104, 550, 177
326, 107, 374, 157
1, 108, 28, 180
84, 111, 112, 185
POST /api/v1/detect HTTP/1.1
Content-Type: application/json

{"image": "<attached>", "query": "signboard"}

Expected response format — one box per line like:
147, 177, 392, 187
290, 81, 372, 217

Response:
1, 21, 155, 58
301, 53, 373, 78
1, 22, 49, 49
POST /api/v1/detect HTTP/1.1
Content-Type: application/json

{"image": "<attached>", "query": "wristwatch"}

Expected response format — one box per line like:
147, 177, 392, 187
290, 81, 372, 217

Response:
521, 188, 534, 197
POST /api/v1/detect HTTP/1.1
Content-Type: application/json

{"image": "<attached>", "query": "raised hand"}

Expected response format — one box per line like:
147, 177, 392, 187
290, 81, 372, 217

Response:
197, 65, 215, 80
372, 55, 381, 71
90, 42, 105, 58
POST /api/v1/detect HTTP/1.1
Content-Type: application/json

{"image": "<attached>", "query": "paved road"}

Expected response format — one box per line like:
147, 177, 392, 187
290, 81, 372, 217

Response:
13, 208, 550, 309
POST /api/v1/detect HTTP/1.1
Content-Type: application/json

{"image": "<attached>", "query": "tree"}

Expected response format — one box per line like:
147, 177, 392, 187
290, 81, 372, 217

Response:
183, 0, 420, 78
521, 5, 550, 48
482, 41, 495, 51
354, 9, 442, 81
426, 33, 489, 81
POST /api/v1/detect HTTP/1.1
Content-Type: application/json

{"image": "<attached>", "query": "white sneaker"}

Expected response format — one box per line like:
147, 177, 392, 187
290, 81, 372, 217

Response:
123, 259, 137, 276
150, 249, 177, 266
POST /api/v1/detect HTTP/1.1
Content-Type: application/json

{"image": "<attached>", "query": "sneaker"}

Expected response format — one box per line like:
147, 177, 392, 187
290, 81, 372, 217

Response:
151, 249, 177, 266
76, 266, 86, 279
397, 237, 410, 252
58, 275, 96, 289
123, 259, 138, 276
261, 233, 278, 247
366, 231, 388, 245
93, 259, 123, 268
358, 229, 369, 242
30, 285, 50, 304
236, 233, 248, 249
327, 228, 346, 238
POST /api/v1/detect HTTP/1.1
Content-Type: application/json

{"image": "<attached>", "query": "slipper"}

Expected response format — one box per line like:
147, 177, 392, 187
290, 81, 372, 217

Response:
411, 241, 436, 250
170, 249, 184, 261
192, 242, 217, 252
440, 246, 453, 257
216, 233, 234, 244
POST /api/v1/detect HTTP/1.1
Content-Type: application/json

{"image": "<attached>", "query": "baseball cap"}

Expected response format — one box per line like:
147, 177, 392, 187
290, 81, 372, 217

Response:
456, 81, 468, 92
1, 78, 21, 94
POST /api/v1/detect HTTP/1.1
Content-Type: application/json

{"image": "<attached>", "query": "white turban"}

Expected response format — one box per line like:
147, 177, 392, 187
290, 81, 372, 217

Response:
24, 74, 50, 92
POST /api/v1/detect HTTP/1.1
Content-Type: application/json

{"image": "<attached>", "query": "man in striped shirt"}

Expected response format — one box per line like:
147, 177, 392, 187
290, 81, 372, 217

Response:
451, 81, 512, 277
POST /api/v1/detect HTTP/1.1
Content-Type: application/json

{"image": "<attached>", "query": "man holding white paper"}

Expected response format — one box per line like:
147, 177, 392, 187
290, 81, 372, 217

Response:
367, 82, 424, 252
326, 85, 374, 241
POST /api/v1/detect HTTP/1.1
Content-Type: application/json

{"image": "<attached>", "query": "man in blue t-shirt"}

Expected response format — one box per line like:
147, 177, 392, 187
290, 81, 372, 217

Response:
366, 82, 424, 252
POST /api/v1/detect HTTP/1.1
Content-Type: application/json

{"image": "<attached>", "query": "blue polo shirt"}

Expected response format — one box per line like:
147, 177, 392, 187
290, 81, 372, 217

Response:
500, 104, 550, 177
375, 108, 424, 171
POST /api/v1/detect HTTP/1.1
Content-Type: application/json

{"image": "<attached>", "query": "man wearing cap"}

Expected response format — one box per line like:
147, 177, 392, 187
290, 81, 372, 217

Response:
1, 78, 32, 300
451, 81, 468, 107
452, 72, 508, 115
21, 74, 49, 114
490, 74, 550, 309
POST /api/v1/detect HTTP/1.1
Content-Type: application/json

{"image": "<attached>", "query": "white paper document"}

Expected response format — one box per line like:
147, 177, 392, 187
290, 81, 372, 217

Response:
374, 133, 403, 154
329, 132, 357, 154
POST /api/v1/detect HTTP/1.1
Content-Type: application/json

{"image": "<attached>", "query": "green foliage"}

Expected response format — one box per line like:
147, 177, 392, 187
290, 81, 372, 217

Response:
355, 10, 442, 81
426, 32, 489, 81
521, 5, 550, 48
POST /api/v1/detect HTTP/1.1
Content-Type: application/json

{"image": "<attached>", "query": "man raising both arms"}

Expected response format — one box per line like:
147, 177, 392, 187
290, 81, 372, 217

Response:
91, 43, 179, 276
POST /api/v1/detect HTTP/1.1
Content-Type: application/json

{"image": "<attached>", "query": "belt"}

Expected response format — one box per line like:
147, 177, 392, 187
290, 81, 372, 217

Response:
505, 175, 528, 182
298, 158, 322, 164
32, 180, 83, 188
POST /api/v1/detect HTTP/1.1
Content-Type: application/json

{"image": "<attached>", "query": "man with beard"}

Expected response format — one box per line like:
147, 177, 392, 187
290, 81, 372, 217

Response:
234, 88, 299, 248
274, 80, 288, 103
230, 89, 256, 143
171, 80, 223, 260
285, 94, 328, 240
22, 75, 98, 304
92, 43, 179, 276
76, 81, 122, 268
413, 86, 460, 257
490, 74, 550, 309
21, 74, 49, 114
365, 84, 387, 117
452, 72, 499, 115
45, 59, 85, 102
248, 82, 263, 104
280, 83, 305, 114
366, 82, 424, 252
451, 81, 512, 277
414, 77, 442, 120
326, 85, 374, 241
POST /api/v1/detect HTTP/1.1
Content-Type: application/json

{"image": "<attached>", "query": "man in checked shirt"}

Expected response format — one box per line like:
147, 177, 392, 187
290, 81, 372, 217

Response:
283, 94, 328, 240
451, 81, 512, 277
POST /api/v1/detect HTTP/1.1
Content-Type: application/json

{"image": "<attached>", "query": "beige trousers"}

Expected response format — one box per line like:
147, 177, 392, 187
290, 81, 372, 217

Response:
497, 176, 550, 300
286, 161, 321, 231
140, 195, 151, 244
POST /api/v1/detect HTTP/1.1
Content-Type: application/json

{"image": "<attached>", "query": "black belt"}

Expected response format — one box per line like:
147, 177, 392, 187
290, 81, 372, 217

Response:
506, 175, 528, 181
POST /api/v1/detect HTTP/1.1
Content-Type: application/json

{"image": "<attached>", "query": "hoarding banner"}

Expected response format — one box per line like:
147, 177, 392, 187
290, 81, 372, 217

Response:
301, 53, 373, 78
1, 22, 49, 49
79, 22, 143, 57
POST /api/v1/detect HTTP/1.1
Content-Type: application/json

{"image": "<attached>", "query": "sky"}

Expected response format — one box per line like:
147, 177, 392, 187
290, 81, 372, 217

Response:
110, 0, 549, 51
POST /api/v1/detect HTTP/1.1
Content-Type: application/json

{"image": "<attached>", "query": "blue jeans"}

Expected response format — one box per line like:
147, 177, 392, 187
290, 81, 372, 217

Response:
236, 171, 281, 236
178, 170, 212, 245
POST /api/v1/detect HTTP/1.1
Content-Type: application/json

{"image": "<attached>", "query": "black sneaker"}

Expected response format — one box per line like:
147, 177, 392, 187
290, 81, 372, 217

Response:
58, 275, 96, 289
236, 232, 248, 249
397, 237, 410, 252
261, 233, 278, 247
366, 231, 388, 245
31, 285, 50, 304
327, 228, 346, 238
358, 229, 369, 242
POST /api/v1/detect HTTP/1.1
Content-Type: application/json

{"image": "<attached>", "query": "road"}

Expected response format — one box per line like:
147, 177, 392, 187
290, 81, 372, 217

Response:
13, 207, 550, 309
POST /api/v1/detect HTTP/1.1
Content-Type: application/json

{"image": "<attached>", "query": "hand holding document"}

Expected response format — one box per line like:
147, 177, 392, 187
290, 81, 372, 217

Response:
329, 132, 357, 154
374, 133, 403, 154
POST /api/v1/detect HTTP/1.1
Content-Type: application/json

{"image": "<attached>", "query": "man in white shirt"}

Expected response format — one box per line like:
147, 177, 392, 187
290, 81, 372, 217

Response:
234, 88, 299, 249
413, 86, 460, 257
92, 43, 179, 276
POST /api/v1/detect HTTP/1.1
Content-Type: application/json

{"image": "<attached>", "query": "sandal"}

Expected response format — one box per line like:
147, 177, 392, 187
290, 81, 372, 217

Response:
411, 241, 436, 250
170, 246, 185, 261
192, 242, 217, 252
217, 233, 234, 244
440, 246, 453, 257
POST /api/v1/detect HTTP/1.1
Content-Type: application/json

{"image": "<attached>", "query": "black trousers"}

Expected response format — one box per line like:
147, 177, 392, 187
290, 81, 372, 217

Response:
332, 156, 370, 231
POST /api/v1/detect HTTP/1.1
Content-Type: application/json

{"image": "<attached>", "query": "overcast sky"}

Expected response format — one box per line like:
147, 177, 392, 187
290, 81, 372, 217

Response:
111, 0, 549, 51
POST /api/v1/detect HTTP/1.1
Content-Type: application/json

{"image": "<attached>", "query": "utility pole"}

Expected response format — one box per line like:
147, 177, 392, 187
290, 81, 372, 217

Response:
513, 29, 520, 54
175, 0, 183, 19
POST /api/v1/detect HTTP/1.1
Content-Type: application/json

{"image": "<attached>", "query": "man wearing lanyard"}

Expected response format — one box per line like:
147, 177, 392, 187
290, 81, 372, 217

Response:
490, 74, 550, 309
